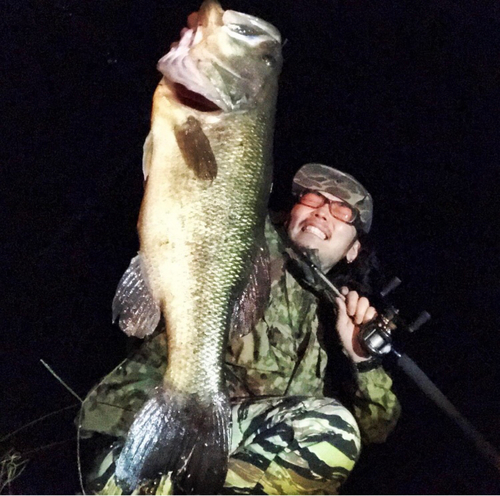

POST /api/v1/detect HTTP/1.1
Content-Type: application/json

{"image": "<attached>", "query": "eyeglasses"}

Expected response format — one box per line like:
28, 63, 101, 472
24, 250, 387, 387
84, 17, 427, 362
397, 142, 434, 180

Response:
298, 190, 358, 224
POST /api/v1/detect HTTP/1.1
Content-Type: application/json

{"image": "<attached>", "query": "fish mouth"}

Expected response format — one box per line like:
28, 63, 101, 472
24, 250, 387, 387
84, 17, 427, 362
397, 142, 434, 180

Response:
157, 1, 231, 114
159, 22, 225, 112
158, 1, 281, 113
171, 82, 222, 112
158, 26, 227, 112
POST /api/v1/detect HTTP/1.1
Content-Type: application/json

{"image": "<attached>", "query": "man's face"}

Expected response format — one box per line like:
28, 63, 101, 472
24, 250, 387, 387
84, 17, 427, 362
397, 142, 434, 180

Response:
287, 191, 361, 272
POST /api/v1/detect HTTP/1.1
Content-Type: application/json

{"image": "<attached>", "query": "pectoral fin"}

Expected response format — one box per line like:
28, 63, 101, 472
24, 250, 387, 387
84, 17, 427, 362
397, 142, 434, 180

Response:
174, 116, 217, 181
112, 254, 161, 338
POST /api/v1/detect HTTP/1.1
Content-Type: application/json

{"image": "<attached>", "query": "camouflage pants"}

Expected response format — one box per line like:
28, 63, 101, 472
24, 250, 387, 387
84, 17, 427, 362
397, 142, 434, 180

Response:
87, 396, 361, 495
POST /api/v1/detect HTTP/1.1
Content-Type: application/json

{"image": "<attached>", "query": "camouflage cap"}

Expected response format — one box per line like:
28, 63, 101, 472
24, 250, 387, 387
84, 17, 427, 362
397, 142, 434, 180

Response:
292, 163, 373, 233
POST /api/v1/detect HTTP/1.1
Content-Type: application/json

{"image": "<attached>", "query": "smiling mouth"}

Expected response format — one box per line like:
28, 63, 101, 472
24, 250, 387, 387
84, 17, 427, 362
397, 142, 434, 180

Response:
302, 225, 327, 240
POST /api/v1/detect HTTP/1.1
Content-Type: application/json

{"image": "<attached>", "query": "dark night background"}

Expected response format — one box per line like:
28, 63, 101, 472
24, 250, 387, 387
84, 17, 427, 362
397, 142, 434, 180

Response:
1, 0, 500, 494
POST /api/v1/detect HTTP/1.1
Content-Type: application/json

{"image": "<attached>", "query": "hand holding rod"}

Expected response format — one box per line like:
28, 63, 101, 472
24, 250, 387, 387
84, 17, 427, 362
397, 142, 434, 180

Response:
355, 305, 500, 471
283, 243, 500, 472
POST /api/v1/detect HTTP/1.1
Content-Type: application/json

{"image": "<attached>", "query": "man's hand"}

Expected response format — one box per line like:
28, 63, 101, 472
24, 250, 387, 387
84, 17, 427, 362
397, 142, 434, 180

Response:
335, 287, 377, 363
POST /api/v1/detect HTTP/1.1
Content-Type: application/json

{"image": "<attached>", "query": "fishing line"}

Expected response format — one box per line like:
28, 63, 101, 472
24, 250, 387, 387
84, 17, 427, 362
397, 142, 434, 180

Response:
77, 404, 86, 495
75, 357, 138, 494
0, 405, 78, 444
39, 359, 87, 493
40, 359, 83, 403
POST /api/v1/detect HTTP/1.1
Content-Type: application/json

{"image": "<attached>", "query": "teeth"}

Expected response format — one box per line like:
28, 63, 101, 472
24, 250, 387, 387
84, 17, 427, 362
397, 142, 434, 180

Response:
303, 225, 326, 240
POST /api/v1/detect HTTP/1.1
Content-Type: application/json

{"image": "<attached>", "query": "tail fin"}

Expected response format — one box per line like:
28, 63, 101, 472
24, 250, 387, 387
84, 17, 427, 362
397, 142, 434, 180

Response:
115, 386, 231, 495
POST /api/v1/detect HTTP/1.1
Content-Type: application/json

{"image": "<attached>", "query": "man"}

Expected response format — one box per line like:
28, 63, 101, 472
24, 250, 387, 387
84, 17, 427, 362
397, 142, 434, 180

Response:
80, 163, 400, 495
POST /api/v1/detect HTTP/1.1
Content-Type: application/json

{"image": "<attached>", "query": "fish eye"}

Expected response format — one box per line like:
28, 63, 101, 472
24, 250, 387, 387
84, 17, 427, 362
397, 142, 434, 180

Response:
262, 54, 276, 67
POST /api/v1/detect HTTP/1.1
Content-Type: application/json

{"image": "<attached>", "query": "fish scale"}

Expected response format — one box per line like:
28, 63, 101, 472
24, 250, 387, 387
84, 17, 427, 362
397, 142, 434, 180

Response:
111, 1, 282, 493
160, 119, 268, 395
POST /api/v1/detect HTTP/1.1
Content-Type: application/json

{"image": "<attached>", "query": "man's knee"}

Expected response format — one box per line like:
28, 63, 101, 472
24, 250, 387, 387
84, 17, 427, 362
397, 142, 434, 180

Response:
290, 397, 362, 463
226, 396, 361, 494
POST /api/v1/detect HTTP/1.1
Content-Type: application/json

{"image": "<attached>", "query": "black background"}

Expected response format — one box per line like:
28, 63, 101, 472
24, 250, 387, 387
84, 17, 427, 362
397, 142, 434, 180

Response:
2, 0, 500, 493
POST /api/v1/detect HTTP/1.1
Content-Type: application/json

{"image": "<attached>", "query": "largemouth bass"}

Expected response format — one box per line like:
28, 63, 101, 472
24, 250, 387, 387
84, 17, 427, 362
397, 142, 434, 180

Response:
111, 1, 282, 493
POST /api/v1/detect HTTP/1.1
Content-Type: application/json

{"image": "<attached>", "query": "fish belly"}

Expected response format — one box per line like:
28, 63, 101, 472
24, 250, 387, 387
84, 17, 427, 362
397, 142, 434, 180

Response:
139, 87, 270, 396
115, 81, 272, 495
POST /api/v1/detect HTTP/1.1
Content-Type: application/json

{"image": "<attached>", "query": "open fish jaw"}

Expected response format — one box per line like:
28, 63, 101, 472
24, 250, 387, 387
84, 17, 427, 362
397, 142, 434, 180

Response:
157, 2, 282, 112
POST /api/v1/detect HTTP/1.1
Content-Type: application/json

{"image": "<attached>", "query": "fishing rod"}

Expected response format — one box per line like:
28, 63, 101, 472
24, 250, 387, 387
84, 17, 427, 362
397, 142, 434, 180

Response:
283, 245, 500, 472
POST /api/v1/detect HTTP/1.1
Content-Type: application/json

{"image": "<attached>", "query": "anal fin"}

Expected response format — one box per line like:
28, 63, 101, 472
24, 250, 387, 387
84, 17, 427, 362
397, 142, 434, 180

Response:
112, 254, 161, 338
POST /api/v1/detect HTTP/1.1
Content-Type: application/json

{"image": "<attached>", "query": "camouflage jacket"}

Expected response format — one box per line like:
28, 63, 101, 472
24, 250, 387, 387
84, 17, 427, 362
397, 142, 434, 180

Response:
80, 218, 400, 445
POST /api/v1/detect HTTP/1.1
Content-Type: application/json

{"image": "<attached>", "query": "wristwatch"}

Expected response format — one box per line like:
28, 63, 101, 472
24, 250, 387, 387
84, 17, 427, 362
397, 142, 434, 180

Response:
354, 356, 381, 372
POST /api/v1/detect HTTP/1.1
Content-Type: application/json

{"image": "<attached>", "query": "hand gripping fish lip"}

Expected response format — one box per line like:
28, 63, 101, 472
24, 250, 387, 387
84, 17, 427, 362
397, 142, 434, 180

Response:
158, 28, 224, 112
157, 3, 282, 113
